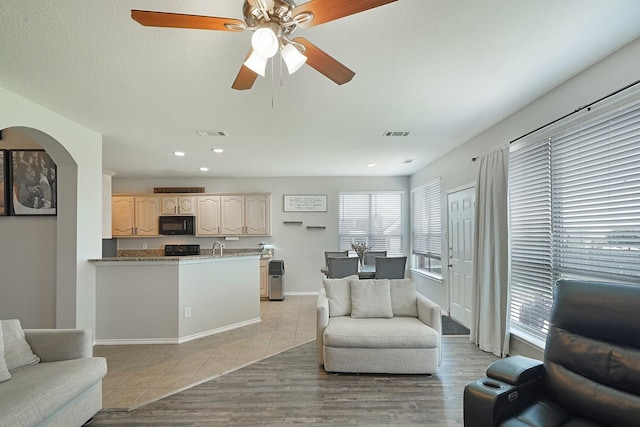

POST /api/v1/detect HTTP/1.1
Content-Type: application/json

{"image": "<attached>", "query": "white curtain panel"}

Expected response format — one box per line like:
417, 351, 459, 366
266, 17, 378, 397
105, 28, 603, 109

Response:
471, 146, 510, 357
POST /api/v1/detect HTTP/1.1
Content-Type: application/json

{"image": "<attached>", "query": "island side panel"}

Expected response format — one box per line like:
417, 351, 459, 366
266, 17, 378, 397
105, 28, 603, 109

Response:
96, 262, 180, 343
178, 256, 261, 340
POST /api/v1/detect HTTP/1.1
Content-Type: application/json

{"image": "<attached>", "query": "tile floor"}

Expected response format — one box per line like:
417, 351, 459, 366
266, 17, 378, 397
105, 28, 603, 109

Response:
94, 295, 317, 411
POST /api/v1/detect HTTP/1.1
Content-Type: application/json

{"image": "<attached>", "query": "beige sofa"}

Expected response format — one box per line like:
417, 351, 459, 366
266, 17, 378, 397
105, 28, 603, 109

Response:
317, 276, 442, 374
0, 320, 107, 427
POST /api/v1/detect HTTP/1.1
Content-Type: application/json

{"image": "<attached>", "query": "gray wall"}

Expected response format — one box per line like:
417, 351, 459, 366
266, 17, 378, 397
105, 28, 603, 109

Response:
0, 130, 57, 326
411, 38, 640, 191
0, 217, 57, 327
112, 176, 410, 294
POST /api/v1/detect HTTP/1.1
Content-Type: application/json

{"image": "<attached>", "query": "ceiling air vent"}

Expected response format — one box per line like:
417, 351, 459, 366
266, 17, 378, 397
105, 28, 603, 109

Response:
196, 130, 228, 137
383, 131, 410, 137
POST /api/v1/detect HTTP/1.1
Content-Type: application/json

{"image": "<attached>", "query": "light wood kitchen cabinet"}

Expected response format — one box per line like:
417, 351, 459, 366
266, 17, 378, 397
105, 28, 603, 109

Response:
245, 195, 270, 235
196, 195, 221, 236
160, 196, 195, 215
260, 258, 269, 299
221, 195, 245, 235
112, 196, 159, 236
221, 194, 271, 236
112, 192, 270, 238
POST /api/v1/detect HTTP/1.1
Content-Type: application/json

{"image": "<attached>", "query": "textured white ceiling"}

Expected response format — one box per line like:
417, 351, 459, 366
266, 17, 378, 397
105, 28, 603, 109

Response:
2, 0, 640, 178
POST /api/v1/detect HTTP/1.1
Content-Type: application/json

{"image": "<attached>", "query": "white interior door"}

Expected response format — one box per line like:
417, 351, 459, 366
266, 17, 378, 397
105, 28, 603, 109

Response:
448, 186, 475, 327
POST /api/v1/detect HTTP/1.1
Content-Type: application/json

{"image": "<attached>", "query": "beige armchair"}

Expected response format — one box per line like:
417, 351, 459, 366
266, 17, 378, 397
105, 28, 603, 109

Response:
317, 276, 441, 374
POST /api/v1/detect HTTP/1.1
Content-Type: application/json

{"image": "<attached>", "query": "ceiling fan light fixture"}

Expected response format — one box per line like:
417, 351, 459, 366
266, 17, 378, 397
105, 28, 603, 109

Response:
251, 27, 279, 58
244, 51, 268, 76
281, 43, 307, 74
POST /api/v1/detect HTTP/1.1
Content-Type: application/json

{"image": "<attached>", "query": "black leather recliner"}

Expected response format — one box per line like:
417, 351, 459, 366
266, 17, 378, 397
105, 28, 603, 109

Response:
464, 279, 640, 427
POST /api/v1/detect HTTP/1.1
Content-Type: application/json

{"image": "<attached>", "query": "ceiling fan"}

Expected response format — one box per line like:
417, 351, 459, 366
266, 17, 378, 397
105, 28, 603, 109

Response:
131, 0, 398, 90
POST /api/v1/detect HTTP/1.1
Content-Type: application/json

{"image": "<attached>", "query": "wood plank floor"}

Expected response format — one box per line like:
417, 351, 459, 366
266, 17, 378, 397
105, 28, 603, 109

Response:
92, 337, 497, 426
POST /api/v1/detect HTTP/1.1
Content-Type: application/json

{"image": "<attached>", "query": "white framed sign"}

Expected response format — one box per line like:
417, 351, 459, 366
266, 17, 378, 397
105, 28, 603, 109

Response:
283, 194, 327, 212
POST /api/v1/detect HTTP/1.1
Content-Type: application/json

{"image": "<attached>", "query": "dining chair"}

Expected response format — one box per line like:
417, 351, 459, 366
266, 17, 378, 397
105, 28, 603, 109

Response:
363, 250, 387, 266
374, 256, 407, 279
324, 251, 349, 268
327, 257, 359, 279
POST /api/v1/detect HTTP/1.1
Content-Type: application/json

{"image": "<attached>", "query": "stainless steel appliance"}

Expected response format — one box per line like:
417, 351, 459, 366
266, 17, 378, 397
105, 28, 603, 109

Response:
164, 244, 200, 256
268, 260, 285, 301
159, 215, 195, 235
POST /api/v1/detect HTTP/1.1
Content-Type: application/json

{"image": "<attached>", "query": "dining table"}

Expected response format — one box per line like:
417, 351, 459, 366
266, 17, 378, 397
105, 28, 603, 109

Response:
321, 264, 375, 279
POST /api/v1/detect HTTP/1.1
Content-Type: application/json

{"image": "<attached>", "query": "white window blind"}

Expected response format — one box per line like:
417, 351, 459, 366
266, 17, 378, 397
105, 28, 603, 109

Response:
509, 140, 553, 337
412, 180, 442, 274
552, 102, 640, 282
338, 192, 403, 255
509, 91, 640, 341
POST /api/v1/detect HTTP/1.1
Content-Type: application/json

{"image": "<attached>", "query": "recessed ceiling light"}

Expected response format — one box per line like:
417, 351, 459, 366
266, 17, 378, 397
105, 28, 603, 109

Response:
383, 131, 411, 137
199, 167, 209, 172
174, 151, 185, 157
367, 163, 377, 167
196, 130, 228, 137
211, 148, 225, 153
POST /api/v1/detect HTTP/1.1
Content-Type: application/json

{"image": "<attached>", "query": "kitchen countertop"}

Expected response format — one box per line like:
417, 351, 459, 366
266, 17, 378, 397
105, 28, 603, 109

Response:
90, 249, 269, 262
90, 253, 263, 262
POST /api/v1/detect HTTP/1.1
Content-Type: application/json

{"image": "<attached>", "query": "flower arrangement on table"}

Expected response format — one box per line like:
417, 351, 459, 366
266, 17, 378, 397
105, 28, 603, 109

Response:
350, 241, 371, 267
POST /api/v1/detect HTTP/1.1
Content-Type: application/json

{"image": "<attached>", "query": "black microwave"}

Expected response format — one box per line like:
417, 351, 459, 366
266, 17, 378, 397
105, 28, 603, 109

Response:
159, 215, 195, 235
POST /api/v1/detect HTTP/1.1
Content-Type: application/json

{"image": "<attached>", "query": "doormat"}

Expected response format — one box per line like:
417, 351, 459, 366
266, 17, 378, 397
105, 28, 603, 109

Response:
442, 316, 470, 335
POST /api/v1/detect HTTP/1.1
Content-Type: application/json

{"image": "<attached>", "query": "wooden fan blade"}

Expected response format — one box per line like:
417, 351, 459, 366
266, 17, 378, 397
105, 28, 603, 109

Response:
131, 10, 245, 32
293, 38, 355, 85
293, 0, 397, 28
232, 49, 259, 90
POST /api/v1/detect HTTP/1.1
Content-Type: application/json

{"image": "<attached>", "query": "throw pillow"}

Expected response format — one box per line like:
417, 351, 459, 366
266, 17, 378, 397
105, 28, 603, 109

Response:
323, 275, 359, 317
1, 319, 40, 372
351, 279, 393, 318
0, 326, 10, 383
390, 279, 418, 317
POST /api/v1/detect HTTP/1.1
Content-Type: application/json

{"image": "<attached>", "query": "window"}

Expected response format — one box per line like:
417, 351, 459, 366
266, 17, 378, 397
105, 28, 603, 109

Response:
338, 192, 403, 256
509, 90, 640, 342
411, 179, 442, 277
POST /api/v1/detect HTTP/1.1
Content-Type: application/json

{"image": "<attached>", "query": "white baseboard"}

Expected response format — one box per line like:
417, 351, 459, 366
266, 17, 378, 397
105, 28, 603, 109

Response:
94, 317, 262, 346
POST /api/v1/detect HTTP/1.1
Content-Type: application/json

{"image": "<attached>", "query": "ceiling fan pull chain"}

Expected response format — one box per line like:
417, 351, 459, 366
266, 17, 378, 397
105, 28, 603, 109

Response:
279, 53, 284, 87
271, 58, 275, 109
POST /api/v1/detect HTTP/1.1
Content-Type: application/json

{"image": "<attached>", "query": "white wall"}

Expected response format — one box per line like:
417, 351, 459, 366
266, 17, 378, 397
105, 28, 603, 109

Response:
0, 87, 102, 330
112, 176, 410, 294
409, 37, 640, 357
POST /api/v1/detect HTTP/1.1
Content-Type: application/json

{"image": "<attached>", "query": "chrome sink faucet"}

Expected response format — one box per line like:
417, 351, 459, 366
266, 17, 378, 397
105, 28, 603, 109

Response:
212, 241, 223, 257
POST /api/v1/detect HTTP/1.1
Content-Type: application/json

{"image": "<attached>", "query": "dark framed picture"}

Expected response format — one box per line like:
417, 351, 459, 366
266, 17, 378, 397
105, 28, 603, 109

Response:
0, 150, 7, 216
9, 149, 57, 216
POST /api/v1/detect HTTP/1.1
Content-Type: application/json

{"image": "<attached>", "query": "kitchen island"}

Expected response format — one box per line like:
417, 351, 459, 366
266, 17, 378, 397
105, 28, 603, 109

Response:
91, 254, 261, 345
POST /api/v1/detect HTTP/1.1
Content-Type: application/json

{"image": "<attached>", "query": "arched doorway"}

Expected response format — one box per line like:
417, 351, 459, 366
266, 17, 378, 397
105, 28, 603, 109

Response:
0, 127, 77, 328
1, 87, 103, 333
